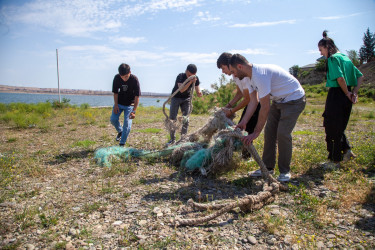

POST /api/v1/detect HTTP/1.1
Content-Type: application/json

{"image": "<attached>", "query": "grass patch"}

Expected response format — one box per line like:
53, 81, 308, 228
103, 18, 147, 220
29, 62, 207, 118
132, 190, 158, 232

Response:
72, 140, 96, 148
136, 128, 162, 133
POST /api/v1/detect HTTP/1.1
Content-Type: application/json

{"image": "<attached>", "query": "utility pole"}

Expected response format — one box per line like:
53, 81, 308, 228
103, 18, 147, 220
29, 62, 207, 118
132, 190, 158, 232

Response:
56, 49, 61, 103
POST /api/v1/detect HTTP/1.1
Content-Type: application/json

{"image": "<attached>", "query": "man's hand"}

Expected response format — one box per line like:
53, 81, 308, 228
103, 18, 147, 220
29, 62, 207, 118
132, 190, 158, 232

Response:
223, 108, 233, 118
114, 105, 119, 114
241, 131, 261, 145
129, 112, 136, 119
197, 91, 203, 97
236, 121, 246, 131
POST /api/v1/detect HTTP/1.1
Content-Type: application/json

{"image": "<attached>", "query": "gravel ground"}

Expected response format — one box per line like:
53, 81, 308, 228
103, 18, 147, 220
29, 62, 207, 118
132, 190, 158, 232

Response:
0, 109, 374, 249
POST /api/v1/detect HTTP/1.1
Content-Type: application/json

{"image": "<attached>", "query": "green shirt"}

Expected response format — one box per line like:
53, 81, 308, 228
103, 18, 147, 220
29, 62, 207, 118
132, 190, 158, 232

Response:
326, 53, 363, 88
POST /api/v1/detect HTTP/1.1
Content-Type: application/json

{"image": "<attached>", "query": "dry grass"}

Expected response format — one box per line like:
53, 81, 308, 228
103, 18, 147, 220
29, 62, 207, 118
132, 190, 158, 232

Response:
0, 98, 374, 248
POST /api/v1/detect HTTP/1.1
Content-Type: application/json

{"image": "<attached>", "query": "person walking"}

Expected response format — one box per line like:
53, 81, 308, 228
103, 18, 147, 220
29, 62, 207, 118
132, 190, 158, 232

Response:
229, 54, 306, 182
110, 63, 141, 146
167, 64, 202, 145
318, 31, 363, 167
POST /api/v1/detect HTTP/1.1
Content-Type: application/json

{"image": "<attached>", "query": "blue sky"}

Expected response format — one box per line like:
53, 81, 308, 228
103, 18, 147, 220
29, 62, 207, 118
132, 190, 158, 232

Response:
0, 0, 374, 94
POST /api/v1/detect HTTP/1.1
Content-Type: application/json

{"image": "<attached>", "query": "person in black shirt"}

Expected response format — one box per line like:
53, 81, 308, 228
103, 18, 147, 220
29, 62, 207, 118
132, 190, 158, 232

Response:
110, 63, 141, 146
167, 64, 203, 145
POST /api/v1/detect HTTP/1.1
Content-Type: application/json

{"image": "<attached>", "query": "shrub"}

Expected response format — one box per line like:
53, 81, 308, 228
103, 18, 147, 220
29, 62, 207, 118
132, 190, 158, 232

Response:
315, 60, 326, 72
192, 75, 236, 114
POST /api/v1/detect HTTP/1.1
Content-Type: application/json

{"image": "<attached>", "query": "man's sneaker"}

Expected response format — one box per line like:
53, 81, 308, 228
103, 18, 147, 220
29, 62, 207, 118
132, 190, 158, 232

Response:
277, 172, 291, 182
116, 132, 122, 141
165, 139, 175, 147
343, 150, 356, 162
249, 168, 274, 177
119, 144, 125, 147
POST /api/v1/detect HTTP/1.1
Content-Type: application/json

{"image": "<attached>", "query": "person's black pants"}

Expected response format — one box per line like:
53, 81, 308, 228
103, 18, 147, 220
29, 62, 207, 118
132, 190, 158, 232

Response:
323, 87, 352, 162
240, 103, 261, 158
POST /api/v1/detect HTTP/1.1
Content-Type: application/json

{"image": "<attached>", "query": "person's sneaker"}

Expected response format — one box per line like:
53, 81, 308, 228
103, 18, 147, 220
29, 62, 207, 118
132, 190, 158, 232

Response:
116, 132, 122, 141
343, 150, 356, 162
277, 172, 291, 182
165, 139, 175, 147
119, 144, 125, 147
249, 168, 274, 177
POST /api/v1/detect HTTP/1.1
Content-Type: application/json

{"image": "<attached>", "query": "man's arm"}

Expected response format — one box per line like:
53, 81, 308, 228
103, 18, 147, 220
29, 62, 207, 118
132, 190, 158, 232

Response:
129, 96, 139, 119
113, 93, 119, 114
224, 88, 250, 117
225, 85, 243, 108
242, 94, 270, 145
133, 96, 139, 112
236, 90, 259, 130
178, 77, 196, 93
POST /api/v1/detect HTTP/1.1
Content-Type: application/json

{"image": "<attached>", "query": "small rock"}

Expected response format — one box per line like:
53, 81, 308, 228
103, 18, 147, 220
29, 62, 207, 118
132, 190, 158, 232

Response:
270, 209, 281, 216
25, 244, 35, 250
266, 237, 276, 245
316, 241, 325, 249
153, 207, 161, 214
247, 236, 257, 245
327, 234, 336, 239
69, 228, 78, 236
139, 220, 147, 226
65, 242, 75, 250
72, 207, 80, 212
291, 244, 299, 250
326, 241, 334, 248
127, 208, 138, 213
112, 221, 123, 226
284, 235, 293, 245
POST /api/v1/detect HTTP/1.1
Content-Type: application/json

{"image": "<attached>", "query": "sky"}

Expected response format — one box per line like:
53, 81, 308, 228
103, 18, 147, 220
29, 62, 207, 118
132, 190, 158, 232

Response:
0, 0, 374, 94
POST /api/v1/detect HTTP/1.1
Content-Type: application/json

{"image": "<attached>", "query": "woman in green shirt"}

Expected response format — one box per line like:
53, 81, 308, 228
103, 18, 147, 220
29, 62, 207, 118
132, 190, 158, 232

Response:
318, 31, 364, 166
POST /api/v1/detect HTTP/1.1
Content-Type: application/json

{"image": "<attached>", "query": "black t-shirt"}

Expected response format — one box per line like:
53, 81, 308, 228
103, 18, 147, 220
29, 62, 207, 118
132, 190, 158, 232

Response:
171, 73, 200, 99
112, 74, 141, 106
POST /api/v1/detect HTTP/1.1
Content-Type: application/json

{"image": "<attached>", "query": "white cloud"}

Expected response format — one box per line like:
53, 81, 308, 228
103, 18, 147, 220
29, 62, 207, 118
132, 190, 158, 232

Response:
229, 48, 272, 55
193, 11, 220, 25
110, 36, 147, 44
230, 19, 296, 28
164, 52, 219, 63
316, 12, 362, 20
58, 44, 220, 68
306, 49, 319, 55
1, 0, 201, 37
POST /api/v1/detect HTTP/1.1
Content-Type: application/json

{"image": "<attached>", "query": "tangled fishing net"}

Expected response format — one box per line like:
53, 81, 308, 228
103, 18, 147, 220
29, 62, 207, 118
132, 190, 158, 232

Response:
94, 108, 287, 226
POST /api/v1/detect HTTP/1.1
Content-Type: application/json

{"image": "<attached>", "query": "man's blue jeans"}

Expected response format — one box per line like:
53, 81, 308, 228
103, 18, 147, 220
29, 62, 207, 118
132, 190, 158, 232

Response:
110, 104, 133, 145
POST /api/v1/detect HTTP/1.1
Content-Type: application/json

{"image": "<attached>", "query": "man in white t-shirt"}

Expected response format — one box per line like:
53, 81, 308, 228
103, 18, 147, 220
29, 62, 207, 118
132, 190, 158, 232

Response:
216, 52, 261, 159
229, 54, 306, 182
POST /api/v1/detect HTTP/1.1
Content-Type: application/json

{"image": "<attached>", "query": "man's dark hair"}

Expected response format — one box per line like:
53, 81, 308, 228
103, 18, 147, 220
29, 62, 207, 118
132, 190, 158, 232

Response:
186, 64, 197, 74
217, 52, 232, 68
118, 63, 131, 76
230, 54, 249, 67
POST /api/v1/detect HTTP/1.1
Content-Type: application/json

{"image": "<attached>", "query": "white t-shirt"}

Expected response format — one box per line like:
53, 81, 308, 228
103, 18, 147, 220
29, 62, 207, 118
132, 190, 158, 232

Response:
232, 76, 251, 94
248, 64, 305, 103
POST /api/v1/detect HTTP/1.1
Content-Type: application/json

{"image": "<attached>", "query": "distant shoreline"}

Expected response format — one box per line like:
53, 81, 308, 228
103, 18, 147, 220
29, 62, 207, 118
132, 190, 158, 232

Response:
0, 84, 169, 98
0, 91, 169, 98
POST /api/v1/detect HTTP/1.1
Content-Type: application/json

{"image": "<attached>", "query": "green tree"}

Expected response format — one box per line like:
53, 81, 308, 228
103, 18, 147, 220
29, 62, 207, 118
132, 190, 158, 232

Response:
359, 28, 375, 64
315, 59, 326, 72
192, 74, 236, 114
346, 50, 360, 67
289, 65, 300, 77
